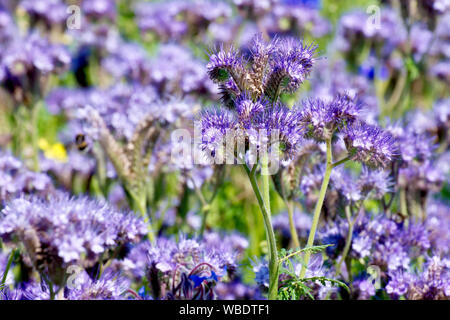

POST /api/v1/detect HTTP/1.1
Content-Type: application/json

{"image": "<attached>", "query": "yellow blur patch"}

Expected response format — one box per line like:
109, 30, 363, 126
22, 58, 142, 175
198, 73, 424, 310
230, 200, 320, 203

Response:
38, 138, 68, 162
279, 18, 291, 31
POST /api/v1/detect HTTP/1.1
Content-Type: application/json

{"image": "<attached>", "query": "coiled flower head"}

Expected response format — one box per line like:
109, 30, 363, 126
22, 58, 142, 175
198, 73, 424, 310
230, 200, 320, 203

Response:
343, 121, 396, 168
299, 93, 363, 141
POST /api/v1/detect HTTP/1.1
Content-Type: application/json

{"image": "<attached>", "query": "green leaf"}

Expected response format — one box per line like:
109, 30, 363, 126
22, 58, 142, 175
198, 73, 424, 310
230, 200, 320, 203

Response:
278, 244, 333, 265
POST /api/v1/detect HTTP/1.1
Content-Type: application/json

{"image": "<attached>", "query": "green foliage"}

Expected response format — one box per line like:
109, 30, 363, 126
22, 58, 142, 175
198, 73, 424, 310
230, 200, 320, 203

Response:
278, 276, 349, 300
277, 244, 349, 300
278, 244, 332, 265
117, 0, 141, 42
321, 0, 380, 26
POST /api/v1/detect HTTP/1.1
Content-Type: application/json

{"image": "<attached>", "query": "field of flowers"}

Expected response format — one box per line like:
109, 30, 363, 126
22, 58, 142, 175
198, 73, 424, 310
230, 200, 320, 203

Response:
0, 0, 448, 301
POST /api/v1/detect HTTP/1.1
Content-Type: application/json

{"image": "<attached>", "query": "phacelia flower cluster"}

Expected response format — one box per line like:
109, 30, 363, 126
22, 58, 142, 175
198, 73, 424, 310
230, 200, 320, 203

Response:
0, 151, 53, 204
124, 233, 245, 299
0, 32, 70, 105
0, 194, 147, 285
201, 35, 318, 161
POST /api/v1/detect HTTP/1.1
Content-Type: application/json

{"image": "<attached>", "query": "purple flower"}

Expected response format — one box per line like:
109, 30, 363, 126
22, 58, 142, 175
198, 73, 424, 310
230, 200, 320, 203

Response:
393, 129, 436, 163
433, 0, 450, 13
207, 46, 243, 83
101, 42, 150, 81
233, 0, 277, 17
261, 1, 331, 38
354, 278, 376, 300
2, 33, 70, 75
20, 281, 52, 300
249, 34, 278, 62
0, 152, 54, 204
0, 9, 17, 46
149, 44, 216, 97
426, 200, 450, 255
268, 37, 317, 94
40, 150, 97, 188
299, 94, 362, 141
398, 160, 444, 192
69, 22, 121, 53
235, 93, 266, 123
386, 271, 414, 297
431, 60, 450, 84
358, 167, 393, 199
65, 270, 131, 300
336, 8, 406, 58
387, 256, 450, 300
257, 105, 305, 158
20, 0, 68, 26
125, 233, 240, 299
330, 166, 362, 201
82, 0, 116, 21
200, 108, 236, 156
408, 256, 449, 300
418, 0, 450, 16
200, 97, 305, 162
215, 278, 264, 300
134, 0, 231, 42
208, 36, 316, 102
343, 121, 396, 168
272, 210, 312, 240
251, 258, 270, 288
0, 194, 147, 284
0, 32, 70, 104
134, 1, 187, 41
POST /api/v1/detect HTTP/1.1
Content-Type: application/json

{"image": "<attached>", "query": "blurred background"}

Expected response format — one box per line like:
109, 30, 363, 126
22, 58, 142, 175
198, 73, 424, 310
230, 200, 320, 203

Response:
0, 0, 448, 300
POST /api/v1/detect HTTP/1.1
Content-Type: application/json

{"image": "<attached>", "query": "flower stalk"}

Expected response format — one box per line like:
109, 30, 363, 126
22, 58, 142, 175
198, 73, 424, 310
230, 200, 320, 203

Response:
244, 162, 279, 300
286, 199, 300, 249
299, 137, 333, 279
129, 190, 155, 243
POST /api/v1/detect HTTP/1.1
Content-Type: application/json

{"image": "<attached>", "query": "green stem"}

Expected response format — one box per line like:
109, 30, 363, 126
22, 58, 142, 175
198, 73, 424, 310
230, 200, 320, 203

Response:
1, 249, 16, 288
286, 199, 300, 249
92, 144, 107, 194
332, 156, 351, 168
384, 70, 407, 117
400, 187, 408, 218
191, 177, 210, 237
130, 191, 155, 243
335, 206, 353, 277
261, 155, 271, 218
40, 273, 55, 300
199, 203, 211, 236
48, 281, 55, 300
244, 164, 279, 300
30, 102, 41, 172
300, 138, 333, 279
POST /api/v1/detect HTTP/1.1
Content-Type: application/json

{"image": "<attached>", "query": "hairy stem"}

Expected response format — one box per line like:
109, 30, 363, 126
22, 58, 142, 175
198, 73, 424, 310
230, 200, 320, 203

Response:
300, 138, 333, 279
261, 155, 271, 218
244, 164, 279, 300
286, 199, 300, 248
